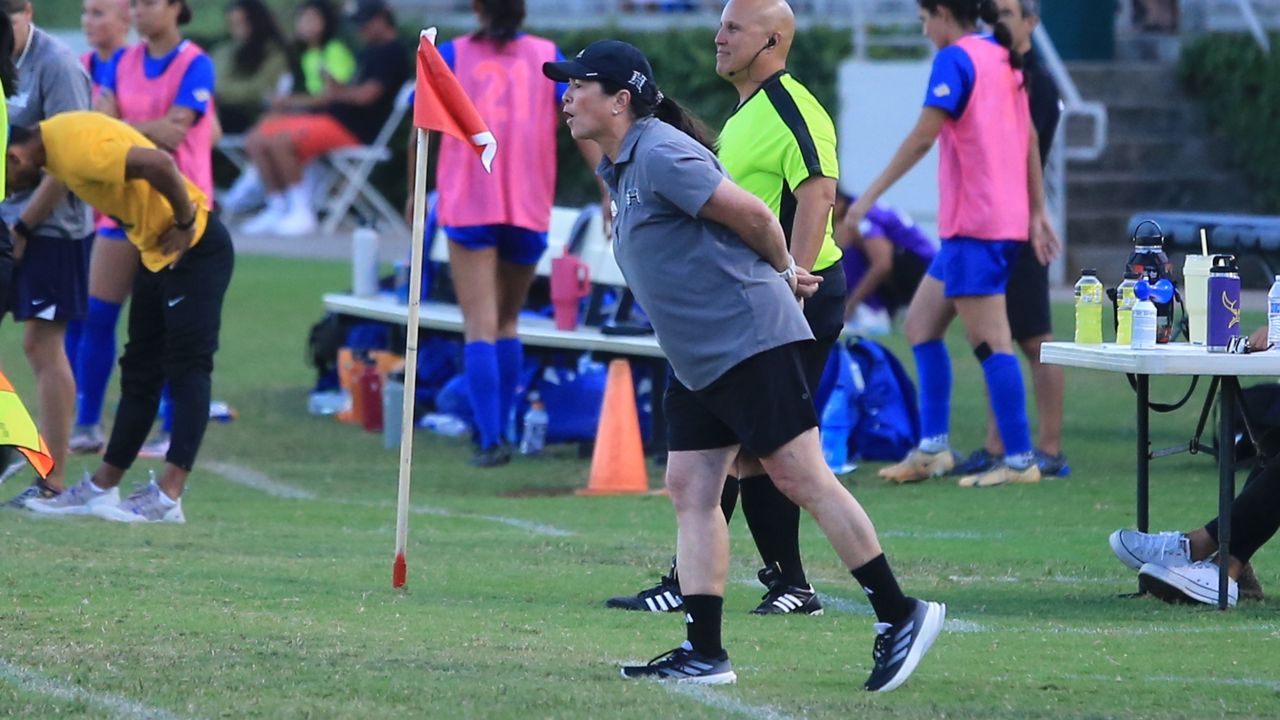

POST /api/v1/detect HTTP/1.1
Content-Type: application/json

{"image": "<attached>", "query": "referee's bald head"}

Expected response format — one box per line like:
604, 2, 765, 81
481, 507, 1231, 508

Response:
723, 0, 795, 56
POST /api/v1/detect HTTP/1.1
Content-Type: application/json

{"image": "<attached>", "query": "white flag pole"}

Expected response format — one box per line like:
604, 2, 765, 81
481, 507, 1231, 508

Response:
394, 27, 439, 589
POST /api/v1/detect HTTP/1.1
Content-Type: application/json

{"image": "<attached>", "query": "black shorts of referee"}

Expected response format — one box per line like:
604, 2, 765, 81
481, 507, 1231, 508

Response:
796, 261, 847, 395
1005, 242, 1052, 341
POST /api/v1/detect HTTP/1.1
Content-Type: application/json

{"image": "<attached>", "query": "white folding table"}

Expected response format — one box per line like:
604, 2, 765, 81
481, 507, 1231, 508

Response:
1041, 342, 1280, 609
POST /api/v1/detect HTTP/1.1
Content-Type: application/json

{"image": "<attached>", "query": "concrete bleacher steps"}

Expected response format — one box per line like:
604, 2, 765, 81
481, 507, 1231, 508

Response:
1063, 61, 1258, 274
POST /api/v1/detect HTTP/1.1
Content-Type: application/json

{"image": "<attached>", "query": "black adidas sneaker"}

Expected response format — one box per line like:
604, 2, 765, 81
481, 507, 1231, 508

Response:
751, 565, 823, 615
606, 562, 683, 612
864, 599, 946, 692
621, 642, 736, 684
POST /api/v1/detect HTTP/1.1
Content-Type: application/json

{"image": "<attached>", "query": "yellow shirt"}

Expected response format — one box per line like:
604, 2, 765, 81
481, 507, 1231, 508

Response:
40, 111, 208, 272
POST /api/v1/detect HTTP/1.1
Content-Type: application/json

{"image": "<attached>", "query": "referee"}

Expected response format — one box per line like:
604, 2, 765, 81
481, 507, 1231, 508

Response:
607, 0, 843, 617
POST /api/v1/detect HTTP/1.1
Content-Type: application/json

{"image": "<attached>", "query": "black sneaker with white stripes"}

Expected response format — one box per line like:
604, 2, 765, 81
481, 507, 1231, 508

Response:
2, 481, 59, 511
605, 564, 684, 612
864, 598, 946, 692
751, 565, 824, 616
620, 641, 736, 684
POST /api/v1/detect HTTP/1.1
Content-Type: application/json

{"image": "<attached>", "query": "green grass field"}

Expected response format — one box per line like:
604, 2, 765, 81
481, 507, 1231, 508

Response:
1, 255, 1277, 719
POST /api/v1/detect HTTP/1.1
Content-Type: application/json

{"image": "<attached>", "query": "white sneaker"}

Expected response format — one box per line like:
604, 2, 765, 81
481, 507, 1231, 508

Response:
25, 473, 119, 516
1139, 561, 1238, 607
220, 168, 264, 215
136, 432, 170, 461
92, 475, 185, 524
240, 203, 287, 235
1109, 529, 1191, 572
275, 206, 318, 237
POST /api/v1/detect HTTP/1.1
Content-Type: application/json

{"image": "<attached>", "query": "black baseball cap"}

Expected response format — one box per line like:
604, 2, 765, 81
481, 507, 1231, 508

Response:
542, 40, 660, 103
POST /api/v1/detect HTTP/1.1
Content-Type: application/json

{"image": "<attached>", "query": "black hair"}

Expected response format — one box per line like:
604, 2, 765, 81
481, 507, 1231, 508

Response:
228, 0, 288, 77
599, 78, 718, 153
918, 0, 1023, 71
172, 0, 193, 26
9, 125, 34, 147
0, 11, 15, 97
473, 0, 525, 46
297, 0, 340, 47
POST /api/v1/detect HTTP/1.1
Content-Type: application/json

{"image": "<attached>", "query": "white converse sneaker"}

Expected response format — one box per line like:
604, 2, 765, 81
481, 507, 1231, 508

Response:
25, 473, 119, 516
1139, 561, 1237, 607
1109, 529, 1191, 572
93, 475, 185, 524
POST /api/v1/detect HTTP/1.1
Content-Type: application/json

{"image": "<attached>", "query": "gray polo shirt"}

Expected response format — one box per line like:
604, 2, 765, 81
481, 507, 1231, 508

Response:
0, 25, 92, 238
599, 117, 813, 391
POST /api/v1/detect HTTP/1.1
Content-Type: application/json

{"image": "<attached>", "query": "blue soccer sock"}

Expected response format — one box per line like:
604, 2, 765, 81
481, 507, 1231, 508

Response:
981, 352, 1033, 462
495, 338, 523, 444
160, 385, 173, 434
65, 320, 84, 373
912, 340, 952, 443
74, 298, 123, 428
464, 341, 502, 450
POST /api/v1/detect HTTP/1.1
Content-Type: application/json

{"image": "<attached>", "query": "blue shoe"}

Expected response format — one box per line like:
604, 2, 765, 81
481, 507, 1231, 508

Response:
1036, 450, 1071, 477
951, 449, 996, 476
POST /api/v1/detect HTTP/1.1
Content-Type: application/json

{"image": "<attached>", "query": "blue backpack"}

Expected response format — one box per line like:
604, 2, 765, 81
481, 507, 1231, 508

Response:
827, 339, 920, 462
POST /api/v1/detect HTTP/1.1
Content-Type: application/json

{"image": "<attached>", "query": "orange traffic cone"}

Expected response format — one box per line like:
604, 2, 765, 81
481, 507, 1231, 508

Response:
578, 359, 650, 495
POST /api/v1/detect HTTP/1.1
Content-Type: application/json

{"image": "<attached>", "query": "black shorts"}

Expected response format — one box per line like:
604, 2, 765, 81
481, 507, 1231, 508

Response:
798, 261, 847, 392
1005, 242, 1051, 341
8, 232, 91, 323
665, 341, 819, 457
884, 247, 929, 316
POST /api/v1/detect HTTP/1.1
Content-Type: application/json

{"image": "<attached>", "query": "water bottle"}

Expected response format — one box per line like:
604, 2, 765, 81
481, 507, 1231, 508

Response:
1267, 275, 1280, 349
1206, 255, 1241, 353
1115, 272, 1139, 345
352, 225, 379, 298
519, 395, 549, 456
1127, 220, 1177, 343
1074, 269, 1104, 344
382, 371, 405, 449
820, 384, 852, 473
360, 363, 383, 432
1132, 281, 1158, 349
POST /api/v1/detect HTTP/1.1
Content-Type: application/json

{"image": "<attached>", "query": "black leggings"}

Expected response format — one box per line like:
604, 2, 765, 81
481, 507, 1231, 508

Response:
104, 217, 235, 472
1203, 461, 1280, 565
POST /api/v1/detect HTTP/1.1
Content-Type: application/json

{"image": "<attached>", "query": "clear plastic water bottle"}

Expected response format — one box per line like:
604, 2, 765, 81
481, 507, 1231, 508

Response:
820, 384, 852, 473
1268, 275, 1280, 349
1132, 281, 1158, 349
1074, 269, 1104, 344
519, 395, 549, 456
1115, 272, 1139, 345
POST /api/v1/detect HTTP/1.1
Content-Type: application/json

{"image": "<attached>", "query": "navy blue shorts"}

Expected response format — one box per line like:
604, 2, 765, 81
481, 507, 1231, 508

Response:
444, 224, 548, 267
9, 232, 91, 322
927, 238, 1023, 298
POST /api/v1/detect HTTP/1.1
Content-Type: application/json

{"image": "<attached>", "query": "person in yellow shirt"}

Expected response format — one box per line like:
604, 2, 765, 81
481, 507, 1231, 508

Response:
8, 110, 234, 523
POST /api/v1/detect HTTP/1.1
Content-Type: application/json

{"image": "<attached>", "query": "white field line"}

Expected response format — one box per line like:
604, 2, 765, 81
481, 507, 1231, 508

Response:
879, 530, 1007, 540
203, 462, 574, 537
1064, 672, 1280, 691
201, 462, 317, 500
664, 683, 800, 720
0, 659, 189, 720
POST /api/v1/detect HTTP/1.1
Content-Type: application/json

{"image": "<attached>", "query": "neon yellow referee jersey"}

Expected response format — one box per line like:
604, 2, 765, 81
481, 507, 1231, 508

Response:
718, 71, 842, 272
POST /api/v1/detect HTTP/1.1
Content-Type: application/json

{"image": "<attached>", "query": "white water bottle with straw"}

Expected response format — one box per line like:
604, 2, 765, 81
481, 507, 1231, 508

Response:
1182, 228, 1212, 345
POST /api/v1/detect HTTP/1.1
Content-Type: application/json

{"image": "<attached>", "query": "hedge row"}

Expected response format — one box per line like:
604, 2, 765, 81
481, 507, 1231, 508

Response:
1180, 33, 1280, 211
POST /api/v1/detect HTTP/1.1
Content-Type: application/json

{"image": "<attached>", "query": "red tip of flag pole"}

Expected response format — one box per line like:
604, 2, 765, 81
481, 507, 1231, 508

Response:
393, 553, 407, 589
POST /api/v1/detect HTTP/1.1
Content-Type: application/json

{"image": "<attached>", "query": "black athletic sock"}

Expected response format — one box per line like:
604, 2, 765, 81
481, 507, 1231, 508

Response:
851, 554, 913, 624
720, 475, 740, 523
739, 473, 807, 587
683, 594, 725, 658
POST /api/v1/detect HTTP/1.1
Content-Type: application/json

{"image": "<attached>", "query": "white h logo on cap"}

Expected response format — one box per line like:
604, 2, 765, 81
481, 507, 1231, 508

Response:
629, 70, 647, 92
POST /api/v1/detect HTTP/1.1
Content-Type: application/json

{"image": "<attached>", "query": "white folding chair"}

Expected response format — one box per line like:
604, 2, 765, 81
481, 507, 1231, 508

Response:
316, 80, 415, 236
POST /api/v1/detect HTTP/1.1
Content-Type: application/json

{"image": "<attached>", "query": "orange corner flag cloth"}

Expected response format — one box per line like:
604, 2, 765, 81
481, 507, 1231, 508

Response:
0, 371, 53, 479
413, 30, 497, 172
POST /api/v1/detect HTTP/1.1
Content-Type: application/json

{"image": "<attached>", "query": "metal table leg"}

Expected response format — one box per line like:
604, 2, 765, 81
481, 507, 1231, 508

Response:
1137, 374, 1150, 532
1216, 376, 1237, 610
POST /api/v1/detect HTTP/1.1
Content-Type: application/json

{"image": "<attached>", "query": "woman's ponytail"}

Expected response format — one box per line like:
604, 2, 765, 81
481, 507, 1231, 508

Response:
650, 94, 718, 153
978, 0, 1024, 71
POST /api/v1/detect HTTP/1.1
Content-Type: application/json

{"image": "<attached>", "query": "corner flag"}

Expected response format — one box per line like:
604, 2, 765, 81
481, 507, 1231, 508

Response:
413, 33, 497, 172
0, 370, 53, 480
